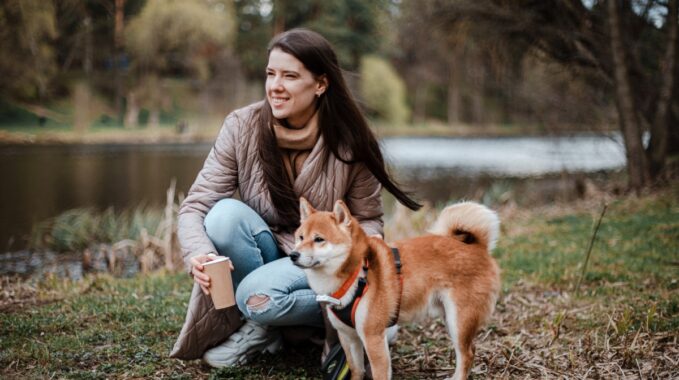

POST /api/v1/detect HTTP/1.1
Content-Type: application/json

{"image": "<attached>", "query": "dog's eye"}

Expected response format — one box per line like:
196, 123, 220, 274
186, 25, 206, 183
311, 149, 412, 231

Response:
314, 236, 325, 243
298, 235, 303, 241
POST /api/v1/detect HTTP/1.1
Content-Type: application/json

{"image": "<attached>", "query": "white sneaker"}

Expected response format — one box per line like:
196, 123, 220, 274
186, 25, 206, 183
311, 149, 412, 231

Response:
203, 320, 282, 368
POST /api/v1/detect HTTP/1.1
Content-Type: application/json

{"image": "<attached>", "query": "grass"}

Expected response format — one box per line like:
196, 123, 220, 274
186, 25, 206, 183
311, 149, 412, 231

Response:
0, 122, 220, 145
386, 186, 679, 378
1, 186, 678, 379
0, 115, 602, 146
0, 122, 490, 145
0, 97, 215, 145
29, 181, 183, 275
1, 272, 198, 378
496, 193, 678, 288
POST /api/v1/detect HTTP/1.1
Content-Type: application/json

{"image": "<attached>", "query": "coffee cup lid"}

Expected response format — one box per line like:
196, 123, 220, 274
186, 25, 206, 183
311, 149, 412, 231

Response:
203, 256, 230, 266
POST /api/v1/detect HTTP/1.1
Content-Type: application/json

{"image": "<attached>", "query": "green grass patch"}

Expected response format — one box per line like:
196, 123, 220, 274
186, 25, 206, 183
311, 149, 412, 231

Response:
495, 193, 678, 289
2, 188, 677, 378
0, 272, 322, 379
1, 273, 193, 378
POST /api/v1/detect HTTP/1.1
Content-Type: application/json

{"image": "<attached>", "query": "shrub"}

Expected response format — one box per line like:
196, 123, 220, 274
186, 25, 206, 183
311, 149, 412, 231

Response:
359, 55, 410, 125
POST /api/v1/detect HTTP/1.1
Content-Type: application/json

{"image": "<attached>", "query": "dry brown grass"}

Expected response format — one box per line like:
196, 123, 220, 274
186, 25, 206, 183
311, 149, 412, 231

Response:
392, 282, 678, 379
0, 276, 44, 312
3, 184, 677, 379
384, 189, 678, 379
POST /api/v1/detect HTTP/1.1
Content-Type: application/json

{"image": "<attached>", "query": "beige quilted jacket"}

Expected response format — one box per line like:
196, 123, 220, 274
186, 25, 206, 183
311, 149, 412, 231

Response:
170, 102, 384, 359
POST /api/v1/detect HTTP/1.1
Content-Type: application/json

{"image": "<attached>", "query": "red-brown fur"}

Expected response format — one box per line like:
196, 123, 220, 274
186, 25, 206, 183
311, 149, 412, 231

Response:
293, 198, 501, 380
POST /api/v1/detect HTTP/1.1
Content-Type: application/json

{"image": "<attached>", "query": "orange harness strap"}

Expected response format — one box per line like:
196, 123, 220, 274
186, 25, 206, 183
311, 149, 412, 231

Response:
330, 248, 403, 329
330, 262, 363, 300
331, 260, 368, 328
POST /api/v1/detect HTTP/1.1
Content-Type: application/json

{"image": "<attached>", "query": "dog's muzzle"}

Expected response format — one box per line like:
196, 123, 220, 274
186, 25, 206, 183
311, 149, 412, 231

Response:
289, 251, 319, 268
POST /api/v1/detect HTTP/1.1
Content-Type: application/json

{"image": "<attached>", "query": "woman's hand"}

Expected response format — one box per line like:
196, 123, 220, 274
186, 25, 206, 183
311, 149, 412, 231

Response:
189, 254, 234, 295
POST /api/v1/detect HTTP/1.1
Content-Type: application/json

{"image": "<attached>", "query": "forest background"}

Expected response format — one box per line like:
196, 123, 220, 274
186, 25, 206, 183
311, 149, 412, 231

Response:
2, 0, 678, 190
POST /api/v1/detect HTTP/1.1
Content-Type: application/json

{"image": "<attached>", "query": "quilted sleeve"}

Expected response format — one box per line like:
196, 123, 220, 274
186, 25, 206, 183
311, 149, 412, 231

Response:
345, 162, 384, 238
177, 113, 241, 271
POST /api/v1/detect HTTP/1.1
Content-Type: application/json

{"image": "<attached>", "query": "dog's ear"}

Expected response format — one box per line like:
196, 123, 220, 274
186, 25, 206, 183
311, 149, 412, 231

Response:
300, 197, 316, 222
333, 200, 352, 227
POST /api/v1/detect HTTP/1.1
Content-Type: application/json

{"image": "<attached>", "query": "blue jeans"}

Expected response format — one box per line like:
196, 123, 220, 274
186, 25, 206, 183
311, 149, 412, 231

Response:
204, 199, 323, 328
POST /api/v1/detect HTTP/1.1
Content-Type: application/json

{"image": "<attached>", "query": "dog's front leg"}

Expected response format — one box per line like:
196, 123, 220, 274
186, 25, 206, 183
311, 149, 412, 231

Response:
360, 330, 391, 380
337, 330, 365, 380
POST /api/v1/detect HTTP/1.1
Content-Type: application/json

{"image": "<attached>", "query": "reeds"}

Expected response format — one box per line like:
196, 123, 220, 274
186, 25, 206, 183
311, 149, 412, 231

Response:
30, 180, 183, 274
29, 185, 442, 276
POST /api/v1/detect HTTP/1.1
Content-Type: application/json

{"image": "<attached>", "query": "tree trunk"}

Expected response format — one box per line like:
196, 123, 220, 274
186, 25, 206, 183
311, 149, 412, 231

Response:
83, 16, 93, 75
147, 75, 160, 130
273, 0, 286, 36
468, 49, 484, 124
669, 105, 679, 155
73, 81, 91, 134
149, 109, 160, 130
114, 0, 126, 121
608, 0, 650, 191
648, 0, 678, 178
413, 81, 427, 124
447, 47, 462, 125
124, 90, 138, 129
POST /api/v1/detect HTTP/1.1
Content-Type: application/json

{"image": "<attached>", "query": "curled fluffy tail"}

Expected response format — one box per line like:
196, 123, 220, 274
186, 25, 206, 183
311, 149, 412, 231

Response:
428, 201, 500, 251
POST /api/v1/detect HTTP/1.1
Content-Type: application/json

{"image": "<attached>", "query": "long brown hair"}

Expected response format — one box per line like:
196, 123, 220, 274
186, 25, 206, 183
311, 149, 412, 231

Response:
255, 28, 421, 229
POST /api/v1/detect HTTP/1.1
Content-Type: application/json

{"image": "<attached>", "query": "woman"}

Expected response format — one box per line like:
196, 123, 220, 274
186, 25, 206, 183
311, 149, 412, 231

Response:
170, 28, 420, 367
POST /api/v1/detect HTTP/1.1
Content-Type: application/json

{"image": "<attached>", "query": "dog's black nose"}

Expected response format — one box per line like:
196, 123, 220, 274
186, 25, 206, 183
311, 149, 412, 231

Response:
289, 251, 300, 262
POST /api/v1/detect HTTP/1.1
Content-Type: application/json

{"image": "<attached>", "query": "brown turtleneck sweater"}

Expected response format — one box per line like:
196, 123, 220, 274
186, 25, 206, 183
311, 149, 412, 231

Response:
272, 111, 320, 182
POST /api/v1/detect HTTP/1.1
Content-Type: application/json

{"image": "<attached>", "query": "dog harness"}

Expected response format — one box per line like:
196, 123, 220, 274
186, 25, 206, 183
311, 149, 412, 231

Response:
328, 247, 403, 329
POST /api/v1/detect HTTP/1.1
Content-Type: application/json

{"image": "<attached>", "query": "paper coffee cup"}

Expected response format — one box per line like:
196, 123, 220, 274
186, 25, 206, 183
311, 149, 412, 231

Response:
203, 257, 236, 309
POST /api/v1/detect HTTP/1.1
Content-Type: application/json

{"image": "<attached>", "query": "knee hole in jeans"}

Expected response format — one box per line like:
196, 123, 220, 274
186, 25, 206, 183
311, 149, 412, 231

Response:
246, 294, 270, 313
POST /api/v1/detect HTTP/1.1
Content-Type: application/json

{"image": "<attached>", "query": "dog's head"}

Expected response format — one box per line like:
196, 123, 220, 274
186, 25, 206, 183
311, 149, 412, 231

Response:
290, 198, 355, 270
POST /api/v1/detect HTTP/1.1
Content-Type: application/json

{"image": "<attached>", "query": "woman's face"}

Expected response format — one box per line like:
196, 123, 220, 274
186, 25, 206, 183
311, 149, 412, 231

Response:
266, 48, 327, 128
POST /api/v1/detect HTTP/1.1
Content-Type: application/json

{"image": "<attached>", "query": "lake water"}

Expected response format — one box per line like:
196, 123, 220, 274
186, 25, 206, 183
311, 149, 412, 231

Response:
382, 135, 625, 176
0, 134, 626, 252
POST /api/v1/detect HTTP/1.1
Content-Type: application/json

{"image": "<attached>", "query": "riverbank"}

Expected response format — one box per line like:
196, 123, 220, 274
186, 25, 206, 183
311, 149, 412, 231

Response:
0, 124, 218, 145
1, 186, 677, 378
0, 135, 629, 253
0, 120, 615, 145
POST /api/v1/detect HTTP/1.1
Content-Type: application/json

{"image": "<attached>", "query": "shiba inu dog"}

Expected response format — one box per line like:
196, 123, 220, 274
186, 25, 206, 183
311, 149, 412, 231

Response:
290, 198, 501, 380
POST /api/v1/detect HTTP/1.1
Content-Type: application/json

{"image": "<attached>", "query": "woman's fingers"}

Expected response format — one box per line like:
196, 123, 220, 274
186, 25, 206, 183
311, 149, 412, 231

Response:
189, 257, 205, 271
192, 267, 210, 283
190, 256, 212, 294
200, 284, 210, 295
189, 254, 233, 295
194, 274, 210, 294
194, 275, 210, 286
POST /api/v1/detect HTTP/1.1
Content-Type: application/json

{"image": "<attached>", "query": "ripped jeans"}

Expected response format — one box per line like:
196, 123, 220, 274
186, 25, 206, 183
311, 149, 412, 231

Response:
204, 198, 324, 328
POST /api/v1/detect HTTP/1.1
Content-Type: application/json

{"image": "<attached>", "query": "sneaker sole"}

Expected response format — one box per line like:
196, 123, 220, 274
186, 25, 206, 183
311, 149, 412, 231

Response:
235, 336, 283, 366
